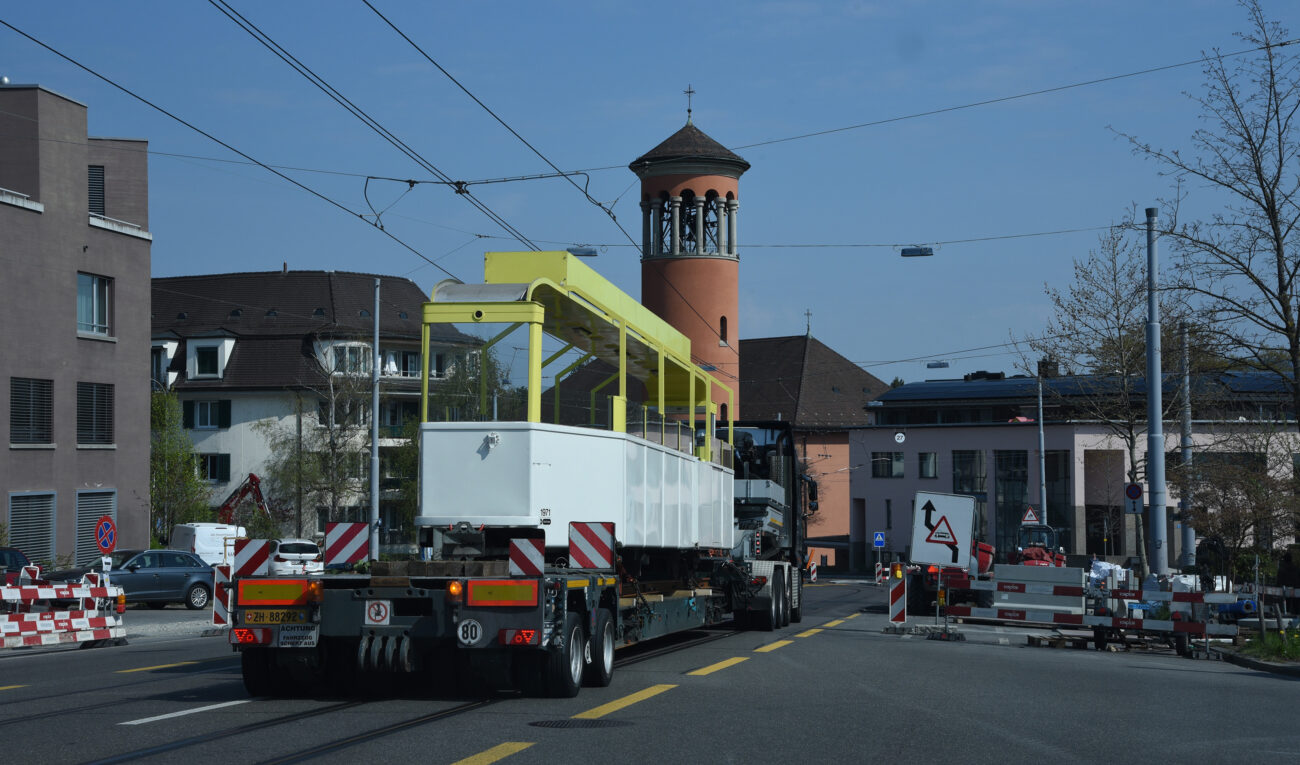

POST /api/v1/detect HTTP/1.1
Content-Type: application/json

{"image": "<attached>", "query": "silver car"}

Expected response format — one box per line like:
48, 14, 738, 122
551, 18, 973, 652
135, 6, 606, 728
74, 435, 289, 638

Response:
267, 539, 323, 576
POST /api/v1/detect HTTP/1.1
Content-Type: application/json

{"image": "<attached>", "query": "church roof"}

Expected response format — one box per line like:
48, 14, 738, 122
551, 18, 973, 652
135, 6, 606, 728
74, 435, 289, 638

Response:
629, 123, 750, 175
740, 335, 890, 429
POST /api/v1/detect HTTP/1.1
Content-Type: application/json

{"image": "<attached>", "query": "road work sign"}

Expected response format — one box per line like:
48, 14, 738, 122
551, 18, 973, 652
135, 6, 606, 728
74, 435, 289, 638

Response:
910, 491, 975, 570
1021, 506, 1041, 524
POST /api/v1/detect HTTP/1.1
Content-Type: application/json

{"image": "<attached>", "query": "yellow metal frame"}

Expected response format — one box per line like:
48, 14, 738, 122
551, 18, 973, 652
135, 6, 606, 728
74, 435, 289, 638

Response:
420, 251, 733, 456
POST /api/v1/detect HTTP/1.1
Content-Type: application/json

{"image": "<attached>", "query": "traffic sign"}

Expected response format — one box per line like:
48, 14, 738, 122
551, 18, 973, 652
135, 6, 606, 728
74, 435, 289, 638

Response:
873, 531, 886, 549
1125, 483, 1144, 515
1021, 506, 1041, 524
910, 491, 975, 570
95, 515, 117, 554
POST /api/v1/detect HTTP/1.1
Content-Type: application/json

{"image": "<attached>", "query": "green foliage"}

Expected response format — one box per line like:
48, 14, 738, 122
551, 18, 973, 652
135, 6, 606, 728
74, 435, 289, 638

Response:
150, 392, 212, 541
0, 522, 8, 546
1242, 629, 1300, 662
426, 347, 525, 422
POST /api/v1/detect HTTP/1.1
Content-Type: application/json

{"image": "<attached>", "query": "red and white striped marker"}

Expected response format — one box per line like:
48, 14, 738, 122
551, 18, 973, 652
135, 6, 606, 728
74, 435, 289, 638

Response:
875, 562, 884, 585
19, 565, 41, 585
509, 538, 545, 577
808, 562, 818, 583
889, 570, 907, 624
568, 522, 614, 570
212, 564, 231, 627
233, 539, 271, 579
325, 522, 369, 567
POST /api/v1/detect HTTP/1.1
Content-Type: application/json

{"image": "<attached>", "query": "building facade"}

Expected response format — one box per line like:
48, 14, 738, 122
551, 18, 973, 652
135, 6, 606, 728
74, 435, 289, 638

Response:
1, 85, 152, 565
152, 271, 480, 545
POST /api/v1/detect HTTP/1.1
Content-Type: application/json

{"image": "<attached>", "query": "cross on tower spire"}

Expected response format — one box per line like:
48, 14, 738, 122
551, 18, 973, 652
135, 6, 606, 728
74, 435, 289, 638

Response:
684, 84, 695, 125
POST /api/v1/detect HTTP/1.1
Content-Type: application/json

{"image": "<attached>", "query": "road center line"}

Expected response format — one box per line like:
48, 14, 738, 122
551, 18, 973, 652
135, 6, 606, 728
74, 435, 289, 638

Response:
795, 628, 822, 638
823, 619, 844, 627
451, 742, 534, 765
754, 639, 793, 653
688, 657, 749, 675
116, 660, 200, 674
0, 685, 26, 691
120, 699, 252, 726
845, 613, 860, 619
573, 683, 676, 719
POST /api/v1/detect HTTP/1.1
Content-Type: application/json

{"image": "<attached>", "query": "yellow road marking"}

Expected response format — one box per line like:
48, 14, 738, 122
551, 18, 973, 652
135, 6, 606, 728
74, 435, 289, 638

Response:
573, 683, 676, 719
795, 628, 822, 638
754, 639, 793, 653
688, 657, 749, 676
450, 742, 534, 765
0, 685, 25, 691
823, 619, 844, 627
845, 613, 860, 619
116, 661, 199, 674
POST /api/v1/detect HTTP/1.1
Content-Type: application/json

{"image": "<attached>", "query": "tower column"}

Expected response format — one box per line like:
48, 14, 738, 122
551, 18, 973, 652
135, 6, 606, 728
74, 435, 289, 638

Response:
651, 198, 664, 255
727, 199, 739, 255
715, 198, 727, 254
693, 198, 705, 254
640, 200, 651, 255
670, 196, 682, 256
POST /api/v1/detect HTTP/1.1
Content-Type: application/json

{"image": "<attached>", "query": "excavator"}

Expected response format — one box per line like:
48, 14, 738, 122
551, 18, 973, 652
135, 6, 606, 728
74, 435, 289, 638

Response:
1006, 522, 1067, 567
217, 473, 271, 527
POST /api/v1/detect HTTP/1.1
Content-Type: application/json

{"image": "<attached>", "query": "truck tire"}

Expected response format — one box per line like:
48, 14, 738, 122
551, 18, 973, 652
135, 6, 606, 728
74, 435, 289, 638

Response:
583, 609, 615, 687
790, 570, 803, 623
779, 570, 791, 627
760, 572, 781, 631
241, 648, 274, 697
1174, 633, 1190, 658
976, 588, 994, 609
544, 612, 585, 698
1093, 627, 1108, 651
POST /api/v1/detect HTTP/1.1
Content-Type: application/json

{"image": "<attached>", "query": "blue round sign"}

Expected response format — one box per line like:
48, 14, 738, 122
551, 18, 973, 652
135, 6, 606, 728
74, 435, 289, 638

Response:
96, 515, 117, 554
1124, 483, 1143, 501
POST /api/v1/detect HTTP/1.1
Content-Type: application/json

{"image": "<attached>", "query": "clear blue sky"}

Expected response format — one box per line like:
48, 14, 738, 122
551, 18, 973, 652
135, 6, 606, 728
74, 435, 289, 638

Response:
4, 1, 1293, 386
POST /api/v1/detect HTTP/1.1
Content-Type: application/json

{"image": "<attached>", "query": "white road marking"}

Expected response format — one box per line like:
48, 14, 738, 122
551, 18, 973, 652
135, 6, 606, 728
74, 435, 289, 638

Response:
120, 699, 251, 725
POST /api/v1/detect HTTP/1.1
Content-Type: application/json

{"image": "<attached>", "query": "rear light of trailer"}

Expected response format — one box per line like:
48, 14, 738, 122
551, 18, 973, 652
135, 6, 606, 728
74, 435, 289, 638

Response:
499, 628, 539, 645
750, 576, 767, 587
230, 627, 271, 645
307, 580, 324, 603
466, 579, 538, 607
447, 580, 464, 604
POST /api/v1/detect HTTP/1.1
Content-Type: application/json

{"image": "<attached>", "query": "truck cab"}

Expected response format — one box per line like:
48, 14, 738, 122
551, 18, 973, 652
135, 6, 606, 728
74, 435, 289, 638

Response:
1007, 524, 1066, 567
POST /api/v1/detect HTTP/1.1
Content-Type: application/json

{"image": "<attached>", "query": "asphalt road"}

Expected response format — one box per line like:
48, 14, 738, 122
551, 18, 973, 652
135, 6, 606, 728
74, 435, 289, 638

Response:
1, 579, 1295, 764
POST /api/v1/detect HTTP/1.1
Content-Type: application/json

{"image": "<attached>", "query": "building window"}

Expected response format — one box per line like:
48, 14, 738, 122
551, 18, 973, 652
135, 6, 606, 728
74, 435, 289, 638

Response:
319, 398, 369, 428
994, 450, 1029, 560
77, 382, 114, 445
885, 498, 892, 530
88, 165, 105, 216
77, 273, 112, 335
401, 351, 421, 377
75, 491, 115, 566
919, 452, 938, 479
198, 453, 231, 482
433, 353, 448, 378
871, 451, 904, 478
953, 449, 988, 540
719, 315, 728, 345
151, 347, 167, 390
10, 377, 53, 444
184, 400, 231, 430
332, 345, 370, 375
8, 493, 55, 566
195, 346, 219, 377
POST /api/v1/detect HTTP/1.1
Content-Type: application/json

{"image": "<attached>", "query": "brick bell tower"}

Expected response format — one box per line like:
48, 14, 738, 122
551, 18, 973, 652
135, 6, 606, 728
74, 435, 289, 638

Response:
629, 115, 750, 420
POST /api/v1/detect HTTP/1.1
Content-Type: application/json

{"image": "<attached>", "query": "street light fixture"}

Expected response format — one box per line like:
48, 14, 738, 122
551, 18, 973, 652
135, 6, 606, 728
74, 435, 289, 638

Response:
900, 246, 934, 257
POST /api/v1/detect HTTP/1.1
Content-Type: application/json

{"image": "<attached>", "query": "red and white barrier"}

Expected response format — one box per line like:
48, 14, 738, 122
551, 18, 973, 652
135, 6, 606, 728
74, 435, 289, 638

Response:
1, 576, 125, 650
875, 562, 885, 585
568, 522, 614, 570
213, 564, 231, 628
233, 538, 272, 578
325, 522, 369, 567
889, 573, 906, 624
509, 538, 544, 577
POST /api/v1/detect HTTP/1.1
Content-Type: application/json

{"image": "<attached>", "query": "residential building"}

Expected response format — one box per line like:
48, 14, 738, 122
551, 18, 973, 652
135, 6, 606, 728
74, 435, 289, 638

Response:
852, 368, 1299, 568
1, 84, 152, 564
151, 270, 480, 544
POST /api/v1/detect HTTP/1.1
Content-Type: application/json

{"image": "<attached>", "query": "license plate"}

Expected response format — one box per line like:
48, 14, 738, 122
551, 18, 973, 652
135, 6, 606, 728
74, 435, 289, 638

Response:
243, 609, 308, 625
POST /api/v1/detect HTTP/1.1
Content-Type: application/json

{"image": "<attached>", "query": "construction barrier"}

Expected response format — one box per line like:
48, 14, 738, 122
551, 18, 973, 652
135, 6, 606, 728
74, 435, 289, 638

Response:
875, 562, 885, 585
889, 566, 906, 624
1, 572, 125, 649
325, 522, 369, 567
212, 564, 231, 628
233, 538, 272, 579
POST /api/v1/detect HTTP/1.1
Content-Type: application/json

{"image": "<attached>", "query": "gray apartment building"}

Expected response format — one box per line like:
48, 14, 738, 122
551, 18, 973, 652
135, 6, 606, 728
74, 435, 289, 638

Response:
1, 85, 152, 565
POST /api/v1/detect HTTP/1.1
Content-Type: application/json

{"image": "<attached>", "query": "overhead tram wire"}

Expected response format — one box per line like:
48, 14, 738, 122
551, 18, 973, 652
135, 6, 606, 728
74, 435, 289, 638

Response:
207, 0, 539, 251
0, 19, 460, 281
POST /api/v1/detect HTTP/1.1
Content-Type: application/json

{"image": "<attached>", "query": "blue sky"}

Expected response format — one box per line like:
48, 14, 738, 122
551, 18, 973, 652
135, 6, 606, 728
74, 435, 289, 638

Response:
4, 1, 1293, 386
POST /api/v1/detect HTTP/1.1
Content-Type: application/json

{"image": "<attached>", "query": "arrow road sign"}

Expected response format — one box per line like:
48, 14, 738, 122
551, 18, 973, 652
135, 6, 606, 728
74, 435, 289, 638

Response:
910, 492, 975, 570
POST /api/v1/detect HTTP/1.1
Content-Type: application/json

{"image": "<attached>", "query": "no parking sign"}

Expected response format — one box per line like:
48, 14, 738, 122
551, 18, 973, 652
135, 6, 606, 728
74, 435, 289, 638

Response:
96, 515, 117, 554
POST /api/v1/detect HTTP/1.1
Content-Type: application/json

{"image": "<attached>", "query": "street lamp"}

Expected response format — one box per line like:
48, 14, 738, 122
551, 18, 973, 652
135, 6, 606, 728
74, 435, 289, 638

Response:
900, 246, 934, 257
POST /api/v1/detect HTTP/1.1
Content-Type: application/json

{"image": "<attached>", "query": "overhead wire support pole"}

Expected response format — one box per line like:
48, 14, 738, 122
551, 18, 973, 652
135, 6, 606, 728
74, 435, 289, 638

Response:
371, 278, 381, 562
1145, 207, 1168, 575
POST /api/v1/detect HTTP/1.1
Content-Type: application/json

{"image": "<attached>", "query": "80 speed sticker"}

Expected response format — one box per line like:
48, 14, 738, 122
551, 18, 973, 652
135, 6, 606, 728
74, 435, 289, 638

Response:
456, 618, 483, 646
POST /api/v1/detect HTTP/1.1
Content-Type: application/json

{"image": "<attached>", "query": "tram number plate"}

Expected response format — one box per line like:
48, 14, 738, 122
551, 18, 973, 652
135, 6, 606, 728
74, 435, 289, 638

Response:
244, 609, 307, 625
457, 618, 483, 646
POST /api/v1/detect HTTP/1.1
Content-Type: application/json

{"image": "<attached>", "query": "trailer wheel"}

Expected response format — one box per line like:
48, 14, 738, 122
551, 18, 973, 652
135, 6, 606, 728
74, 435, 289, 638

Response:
1093, 627, 1108, 651
1174, 633, 1190, 658
976, 588, 994, 609
241, 648, 274, 697
779, 571, 791, 627
790, 570, 803, 624
760, 571, 782, 631
544, 612, 585, 698
583, 609, 615, 687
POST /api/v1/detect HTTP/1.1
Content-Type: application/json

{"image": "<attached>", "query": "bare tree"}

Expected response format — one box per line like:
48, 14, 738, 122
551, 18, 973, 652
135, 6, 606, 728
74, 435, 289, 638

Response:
1118, 1, 1300, 426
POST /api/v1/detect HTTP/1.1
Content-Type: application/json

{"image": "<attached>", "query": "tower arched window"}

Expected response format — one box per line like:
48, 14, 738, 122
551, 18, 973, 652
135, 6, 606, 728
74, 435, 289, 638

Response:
681, 190, 698, 253
719, 315, 728, 345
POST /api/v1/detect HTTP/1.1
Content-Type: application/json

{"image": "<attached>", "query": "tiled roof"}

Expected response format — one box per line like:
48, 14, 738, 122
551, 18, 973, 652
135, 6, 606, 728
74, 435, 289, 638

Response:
629, 123, 750, 174
740, 335, 889, 428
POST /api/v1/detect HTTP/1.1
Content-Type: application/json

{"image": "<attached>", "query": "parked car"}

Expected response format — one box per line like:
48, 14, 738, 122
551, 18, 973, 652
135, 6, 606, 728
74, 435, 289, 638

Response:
168, 522, 246, 566
268, 539, 323, 576
45, 549, 214, 609
0, 546, 33, 585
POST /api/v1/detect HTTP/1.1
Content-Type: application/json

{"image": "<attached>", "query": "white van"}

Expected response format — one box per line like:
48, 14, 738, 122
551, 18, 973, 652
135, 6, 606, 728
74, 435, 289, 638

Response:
169, 523, 246, 566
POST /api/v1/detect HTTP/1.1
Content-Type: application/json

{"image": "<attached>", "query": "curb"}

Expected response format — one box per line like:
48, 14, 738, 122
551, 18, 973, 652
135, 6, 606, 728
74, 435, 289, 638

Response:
1213, 647, 1300, 678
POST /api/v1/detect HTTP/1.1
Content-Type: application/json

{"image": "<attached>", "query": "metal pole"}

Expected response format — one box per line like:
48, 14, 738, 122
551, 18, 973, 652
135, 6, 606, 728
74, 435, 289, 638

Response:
1145, 207, 1169, 575
1038, 375, 1048, 527
370, 278, 381, 562
1179, 321, 1196, 570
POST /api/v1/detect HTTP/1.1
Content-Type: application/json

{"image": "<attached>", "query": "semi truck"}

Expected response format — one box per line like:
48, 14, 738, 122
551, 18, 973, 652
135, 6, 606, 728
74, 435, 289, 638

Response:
228, 251, 807, 697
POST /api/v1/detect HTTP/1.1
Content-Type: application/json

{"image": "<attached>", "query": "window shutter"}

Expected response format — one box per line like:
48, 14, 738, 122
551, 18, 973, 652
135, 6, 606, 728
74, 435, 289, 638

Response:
10, 377, 53, 444
218, 454, 232, 482
77, 382, 114, 445
183, 400, 194, 429
75, 491, 116, 566
218, 400, 232, 429
87, 165, 105, 216
8, 494, 55, 566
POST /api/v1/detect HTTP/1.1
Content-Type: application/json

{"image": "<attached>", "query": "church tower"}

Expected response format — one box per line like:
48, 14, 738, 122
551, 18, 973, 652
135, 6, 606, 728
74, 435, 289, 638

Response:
629, 120, 749, 419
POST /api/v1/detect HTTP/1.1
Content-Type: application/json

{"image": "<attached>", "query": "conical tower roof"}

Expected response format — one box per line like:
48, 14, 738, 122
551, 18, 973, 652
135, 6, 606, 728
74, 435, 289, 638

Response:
629, 123, 750, 176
